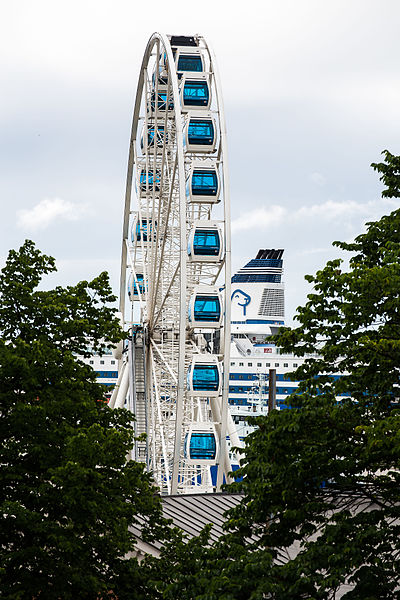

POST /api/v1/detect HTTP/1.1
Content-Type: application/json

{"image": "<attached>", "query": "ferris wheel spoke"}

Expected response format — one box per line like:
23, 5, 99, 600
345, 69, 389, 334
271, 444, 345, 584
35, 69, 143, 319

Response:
210, 257, 225, 285
152, 262, 180, 328
150, 338, 178, 384
147, 157, 179, 326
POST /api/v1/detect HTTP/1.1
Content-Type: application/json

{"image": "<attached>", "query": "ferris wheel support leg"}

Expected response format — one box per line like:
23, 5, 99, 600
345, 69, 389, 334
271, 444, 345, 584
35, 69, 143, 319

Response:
114, 362, 129, 409
128, 339, 135, 415
226, 411, 243, 455
217, 392, 230, 489
208, 396, 229, 488
109, 362, 126, 409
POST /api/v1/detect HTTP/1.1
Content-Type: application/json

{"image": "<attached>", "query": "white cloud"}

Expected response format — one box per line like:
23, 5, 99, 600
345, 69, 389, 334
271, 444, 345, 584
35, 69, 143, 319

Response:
232, 205, 287, 233
232, 198, 398, 235
16, 197, 90, 232
294, 198, 398, 222
309, 172, 326, 186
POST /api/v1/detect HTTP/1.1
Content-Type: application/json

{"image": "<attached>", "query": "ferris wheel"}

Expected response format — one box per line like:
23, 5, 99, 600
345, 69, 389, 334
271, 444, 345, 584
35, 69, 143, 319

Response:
111, 33, 240, 495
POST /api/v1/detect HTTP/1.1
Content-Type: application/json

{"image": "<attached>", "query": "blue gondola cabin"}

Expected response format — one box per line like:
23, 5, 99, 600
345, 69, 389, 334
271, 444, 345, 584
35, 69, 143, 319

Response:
187, 222, 222, 262
187, 356, 221, 397
131, 216, 157, 245
150, 91, 174, 112
184, 424, 218, 465
141, 123, 166, 151
181, 75, 211, 110
184, 113, 216, 153
127, 273, 146, 300
187, 164, 220, 203
176, 48, 204, 79
188, 286, 223, 328
139, 169, 161, 193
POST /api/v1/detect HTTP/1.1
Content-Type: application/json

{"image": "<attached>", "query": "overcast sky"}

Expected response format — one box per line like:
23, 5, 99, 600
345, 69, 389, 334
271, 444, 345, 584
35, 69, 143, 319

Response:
1, 0, 399, 325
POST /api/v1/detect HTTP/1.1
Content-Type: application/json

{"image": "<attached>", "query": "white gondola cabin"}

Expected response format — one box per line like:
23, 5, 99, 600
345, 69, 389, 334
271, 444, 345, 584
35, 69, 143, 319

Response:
139, 169, 161, 194
186, 355, 221, 397
186, 162, 220, 203
149, 90, 174, 112
188, 285, 223, 328
175, 47, 204, 77
187, 221, 223, 262
127, 272, 146, 300
184, 423, 218, 465
131, 214, 157, 246
140, 122, 166, 152
180, 74, 211, 110
184, 112, 216, 153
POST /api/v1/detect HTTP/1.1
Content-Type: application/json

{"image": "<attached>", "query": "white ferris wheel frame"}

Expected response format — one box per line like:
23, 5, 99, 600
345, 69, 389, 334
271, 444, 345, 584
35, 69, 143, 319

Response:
112, 32, 240, 494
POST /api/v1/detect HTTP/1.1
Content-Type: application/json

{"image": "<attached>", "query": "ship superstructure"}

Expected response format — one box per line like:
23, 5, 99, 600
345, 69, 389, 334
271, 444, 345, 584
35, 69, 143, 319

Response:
228, 249, 304, 443
81, 348, 118, 402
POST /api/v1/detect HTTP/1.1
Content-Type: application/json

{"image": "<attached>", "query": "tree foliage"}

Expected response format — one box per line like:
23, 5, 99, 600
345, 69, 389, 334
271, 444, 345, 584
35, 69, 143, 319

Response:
222, 151, 400, 598
371, 149, 400, 198
149, 152, 400, 599
0, 241, 166, 599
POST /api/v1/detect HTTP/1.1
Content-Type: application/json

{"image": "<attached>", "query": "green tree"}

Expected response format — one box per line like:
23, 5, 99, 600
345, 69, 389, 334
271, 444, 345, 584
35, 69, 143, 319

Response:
0, 241, 166, 599
222, 151, 400, 598
150, 152, 400, 599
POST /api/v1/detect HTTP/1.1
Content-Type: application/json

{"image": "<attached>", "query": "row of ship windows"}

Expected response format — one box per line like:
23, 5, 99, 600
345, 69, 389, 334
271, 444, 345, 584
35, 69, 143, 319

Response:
231, 274, 281, 283
96, 371, 118, 378
229, 387, 297, 395
90, 360, 116, 365
230, 373, 295, 382
229, 398, 292, 406
230, 362, 298, 368
232, 411, 289, 423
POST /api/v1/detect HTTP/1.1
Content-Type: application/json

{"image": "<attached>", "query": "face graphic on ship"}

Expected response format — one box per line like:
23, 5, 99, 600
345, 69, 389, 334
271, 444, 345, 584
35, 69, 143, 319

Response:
231, 289, 251, 316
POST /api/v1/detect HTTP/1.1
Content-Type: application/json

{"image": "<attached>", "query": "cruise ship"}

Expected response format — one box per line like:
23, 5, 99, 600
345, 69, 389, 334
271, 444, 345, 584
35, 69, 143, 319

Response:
228, 249, 303, 442
85, 248, 304, 446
